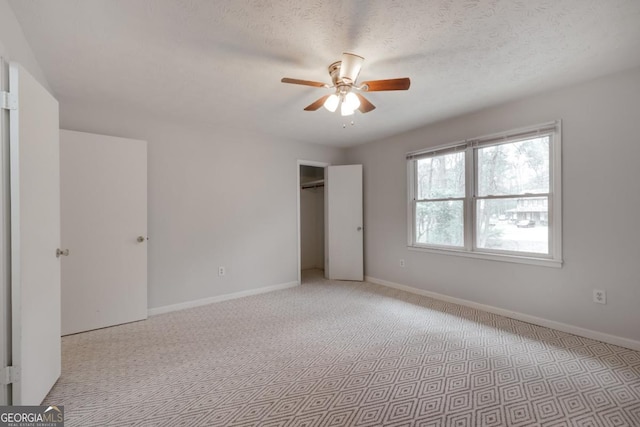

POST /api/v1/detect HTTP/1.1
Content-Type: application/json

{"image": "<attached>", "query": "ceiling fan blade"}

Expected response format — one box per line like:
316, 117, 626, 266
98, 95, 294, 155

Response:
304, 95, 330, 111
339, 52, 364, 83
281, 78, 328, 88
355, 93, 376, 113
361, 78, 411, 91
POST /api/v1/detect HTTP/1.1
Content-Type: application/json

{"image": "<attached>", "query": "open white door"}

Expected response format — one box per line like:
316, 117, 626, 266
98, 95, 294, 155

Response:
60, 130, 147, 335
325, 165, 363, 281
9, 63, 61, 405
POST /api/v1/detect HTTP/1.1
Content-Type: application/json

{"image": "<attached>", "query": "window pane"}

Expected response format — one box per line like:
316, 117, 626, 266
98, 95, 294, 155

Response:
476, 197, 549, 254
416, 151, 465, 199
415, 201, 464, 247
477, 136, 549, 196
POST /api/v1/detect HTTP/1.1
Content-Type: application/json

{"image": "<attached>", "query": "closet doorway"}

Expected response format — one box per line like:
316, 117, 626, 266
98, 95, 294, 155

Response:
297, 161, 328, 283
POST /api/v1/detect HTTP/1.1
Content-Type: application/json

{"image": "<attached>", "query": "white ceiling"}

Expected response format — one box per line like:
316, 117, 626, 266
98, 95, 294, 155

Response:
10, 0, 640, 147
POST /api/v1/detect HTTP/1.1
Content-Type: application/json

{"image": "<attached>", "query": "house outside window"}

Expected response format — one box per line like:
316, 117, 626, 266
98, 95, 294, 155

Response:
407, 122, 562, 267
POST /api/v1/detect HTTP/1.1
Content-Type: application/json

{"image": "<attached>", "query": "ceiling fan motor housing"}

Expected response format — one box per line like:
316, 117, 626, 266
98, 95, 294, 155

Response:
328, 61, 354, 97
328, 61, 341, 84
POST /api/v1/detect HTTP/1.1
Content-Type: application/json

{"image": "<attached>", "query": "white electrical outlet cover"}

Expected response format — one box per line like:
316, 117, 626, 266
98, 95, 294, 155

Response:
593, 289, 606, 304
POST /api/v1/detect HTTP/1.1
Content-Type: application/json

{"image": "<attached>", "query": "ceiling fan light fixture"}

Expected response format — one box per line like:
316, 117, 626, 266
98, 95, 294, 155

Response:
344, 92, 361, 111
340, 101, 355, 116
323, 94, 340, 112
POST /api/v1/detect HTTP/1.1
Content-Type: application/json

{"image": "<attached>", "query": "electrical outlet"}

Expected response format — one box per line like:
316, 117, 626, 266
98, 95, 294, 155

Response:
399, 259, 406, 268
218, 266, 225, 277
593, 289, 606, 304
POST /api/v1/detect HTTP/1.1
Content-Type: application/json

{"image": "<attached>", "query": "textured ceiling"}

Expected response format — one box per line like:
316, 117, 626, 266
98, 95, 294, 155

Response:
9, 0, 640, 147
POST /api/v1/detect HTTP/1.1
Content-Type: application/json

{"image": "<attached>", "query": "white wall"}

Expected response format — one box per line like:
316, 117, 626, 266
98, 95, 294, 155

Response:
0, 0, 52, 405
0, 0, 50, 91
346, 67, 640, 344
300, 186, 324, 270
59, 101, 345, 309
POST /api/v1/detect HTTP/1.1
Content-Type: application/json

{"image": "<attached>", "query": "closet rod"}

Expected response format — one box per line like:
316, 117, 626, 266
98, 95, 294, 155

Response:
301, 183, 324, 190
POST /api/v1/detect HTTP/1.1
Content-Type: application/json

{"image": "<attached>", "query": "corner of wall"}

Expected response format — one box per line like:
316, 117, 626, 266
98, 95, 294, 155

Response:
0, 0, 52, 93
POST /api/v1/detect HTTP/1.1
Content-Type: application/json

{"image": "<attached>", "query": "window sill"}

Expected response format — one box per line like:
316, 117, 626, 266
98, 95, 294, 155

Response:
407, 245, 563, 268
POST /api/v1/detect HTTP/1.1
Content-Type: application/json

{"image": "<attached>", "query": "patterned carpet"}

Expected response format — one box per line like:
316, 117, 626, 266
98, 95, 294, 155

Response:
45, 270, 640, 426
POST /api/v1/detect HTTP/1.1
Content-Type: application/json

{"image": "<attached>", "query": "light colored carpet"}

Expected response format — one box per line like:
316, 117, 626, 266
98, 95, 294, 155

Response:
45, 270, 640, 426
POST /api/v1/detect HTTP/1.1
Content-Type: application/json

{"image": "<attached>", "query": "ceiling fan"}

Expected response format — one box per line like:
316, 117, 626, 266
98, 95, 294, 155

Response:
281, 52, 410, 116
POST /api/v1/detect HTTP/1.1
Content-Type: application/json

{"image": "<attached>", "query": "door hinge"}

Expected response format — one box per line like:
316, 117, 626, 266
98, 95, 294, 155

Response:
2, 366, 20, 385
0, 91, 18, 110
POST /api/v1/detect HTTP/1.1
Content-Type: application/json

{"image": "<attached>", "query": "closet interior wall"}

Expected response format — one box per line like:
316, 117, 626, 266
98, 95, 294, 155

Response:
300, 166, 324, 272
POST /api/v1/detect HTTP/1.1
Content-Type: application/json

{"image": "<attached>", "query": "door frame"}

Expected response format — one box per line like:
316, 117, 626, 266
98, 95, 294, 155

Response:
0, 57, 9, 405
296, 159, 329, 285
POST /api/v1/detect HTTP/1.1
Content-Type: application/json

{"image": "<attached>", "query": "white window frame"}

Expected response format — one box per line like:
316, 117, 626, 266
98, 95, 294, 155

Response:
407, 121, 562, 268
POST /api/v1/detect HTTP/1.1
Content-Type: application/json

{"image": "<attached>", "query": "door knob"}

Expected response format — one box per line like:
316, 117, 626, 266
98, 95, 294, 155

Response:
56, 248, 69, 258
137, 236, 148, 243
357, 227, 362, 231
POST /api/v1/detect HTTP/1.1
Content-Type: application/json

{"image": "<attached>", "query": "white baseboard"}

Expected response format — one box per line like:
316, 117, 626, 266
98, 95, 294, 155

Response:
366, 276, 640, 352
147, 281, 299, 316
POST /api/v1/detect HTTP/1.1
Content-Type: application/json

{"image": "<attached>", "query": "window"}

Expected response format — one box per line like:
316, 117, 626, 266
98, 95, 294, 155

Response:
407, 122, 562, 267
